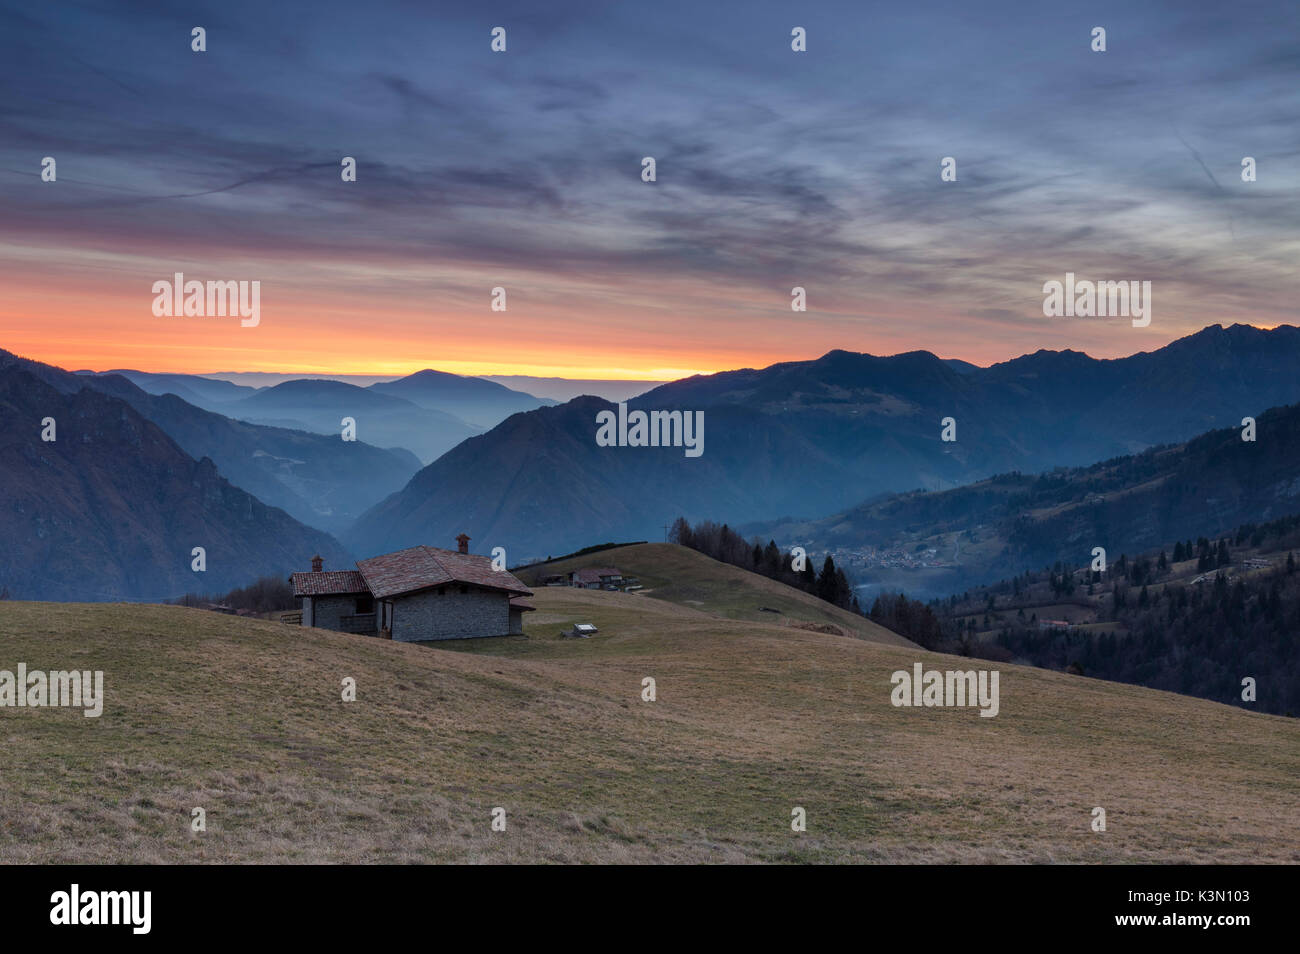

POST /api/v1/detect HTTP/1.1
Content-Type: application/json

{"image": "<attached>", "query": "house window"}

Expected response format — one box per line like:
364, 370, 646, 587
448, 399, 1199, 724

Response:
355, 596, 374, 614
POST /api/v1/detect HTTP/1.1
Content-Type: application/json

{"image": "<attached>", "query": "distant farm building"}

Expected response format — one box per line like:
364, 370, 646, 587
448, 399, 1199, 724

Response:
568, 567, 639, 590
290, 536, 534, 642
1037, 619, 1072, 631
570, 567, 623, 589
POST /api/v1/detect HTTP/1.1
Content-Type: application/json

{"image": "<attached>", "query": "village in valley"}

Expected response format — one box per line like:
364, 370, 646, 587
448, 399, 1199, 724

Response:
830, 543, 957, 572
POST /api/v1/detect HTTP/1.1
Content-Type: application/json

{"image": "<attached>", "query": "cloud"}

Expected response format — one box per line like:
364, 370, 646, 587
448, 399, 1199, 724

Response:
0, 0, 1295, 369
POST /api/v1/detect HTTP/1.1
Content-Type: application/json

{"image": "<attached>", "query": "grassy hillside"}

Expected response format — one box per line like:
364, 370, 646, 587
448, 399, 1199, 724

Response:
517, 543, 911, 646
1, 593, 1297, 863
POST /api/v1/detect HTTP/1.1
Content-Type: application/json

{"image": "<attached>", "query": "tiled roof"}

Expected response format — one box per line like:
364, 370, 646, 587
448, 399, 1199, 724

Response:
509, 597, 536, 611
290, 570, 370, 597
357, 546, 532, 600
572, 566, 621, 584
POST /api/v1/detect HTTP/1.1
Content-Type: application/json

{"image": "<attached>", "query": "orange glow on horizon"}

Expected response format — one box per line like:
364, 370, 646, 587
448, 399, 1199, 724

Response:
0, 252, 1287, 380
0, 256, 820, 379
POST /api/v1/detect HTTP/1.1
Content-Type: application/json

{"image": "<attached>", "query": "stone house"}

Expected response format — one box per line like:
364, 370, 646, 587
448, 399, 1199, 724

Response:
290, 535, 534, 642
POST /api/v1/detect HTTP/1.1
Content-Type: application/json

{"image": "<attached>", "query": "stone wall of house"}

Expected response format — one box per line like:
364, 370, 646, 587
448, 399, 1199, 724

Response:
391, 587, 511, 642
509, 607, 524, 635
310, 594, 365, 631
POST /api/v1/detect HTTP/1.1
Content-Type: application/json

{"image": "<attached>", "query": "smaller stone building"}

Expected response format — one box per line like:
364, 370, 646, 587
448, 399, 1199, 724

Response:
291, 557, 376, 634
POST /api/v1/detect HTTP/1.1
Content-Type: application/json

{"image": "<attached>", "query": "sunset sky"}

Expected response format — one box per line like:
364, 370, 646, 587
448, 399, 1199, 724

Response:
1, 0, 1295, 379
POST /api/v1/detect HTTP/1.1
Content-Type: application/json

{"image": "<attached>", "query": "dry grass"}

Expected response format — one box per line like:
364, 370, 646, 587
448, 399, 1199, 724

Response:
518, 542, 914, 646
0, 587, 1296, 863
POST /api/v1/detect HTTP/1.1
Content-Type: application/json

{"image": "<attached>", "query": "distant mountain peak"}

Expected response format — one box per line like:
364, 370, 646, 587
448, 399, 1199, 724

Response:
263, 377, 366, 393
367, 369, 549, 429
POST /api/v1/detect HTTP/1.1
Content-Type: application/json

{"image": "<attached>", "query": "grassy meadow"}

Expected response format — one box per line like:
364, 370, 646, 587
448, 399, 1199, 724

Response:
1, 557, 1297, 863
516, 543, 912, 645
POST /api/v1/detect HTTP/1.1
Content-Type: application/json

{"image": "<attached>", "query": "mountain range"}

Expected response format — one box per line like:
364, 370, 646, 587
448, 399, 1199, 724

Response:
346, 324, 1300, 563
9, 323, 1300, 601
0, 364, 350, 600
81, 367, 553, 464
752, 399, 1300, 596
10, 351, 420, 534
225, 378, 480, 464
0, 354, 560, 598
80, 369, 258, 407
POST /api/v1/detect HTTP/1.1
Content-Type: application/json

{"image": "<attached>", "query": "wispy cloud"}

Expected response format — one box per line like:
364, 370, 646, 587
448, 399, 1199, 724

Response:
0, 0, 1295, 374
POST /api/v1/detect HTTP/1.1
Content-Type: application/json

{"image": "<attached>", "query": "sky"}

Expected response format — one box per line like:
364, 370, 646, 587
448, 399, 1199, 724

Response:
0, 0, 1296, 379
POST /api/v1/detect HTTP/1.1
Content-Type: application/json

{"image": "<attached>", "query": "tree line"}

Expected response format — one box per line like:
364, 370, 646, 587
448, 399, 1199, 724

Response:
928, 510, 1300, 716
668, 517, 857, 610
667, 516, 945, 646
170, 574, 295, 614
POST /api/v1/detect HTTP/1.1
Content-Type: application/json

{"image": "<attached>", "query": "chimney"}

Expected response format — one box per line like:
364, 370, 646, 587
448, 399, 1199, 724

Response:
456, 533, 470, 555
311, 554, 323, 573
